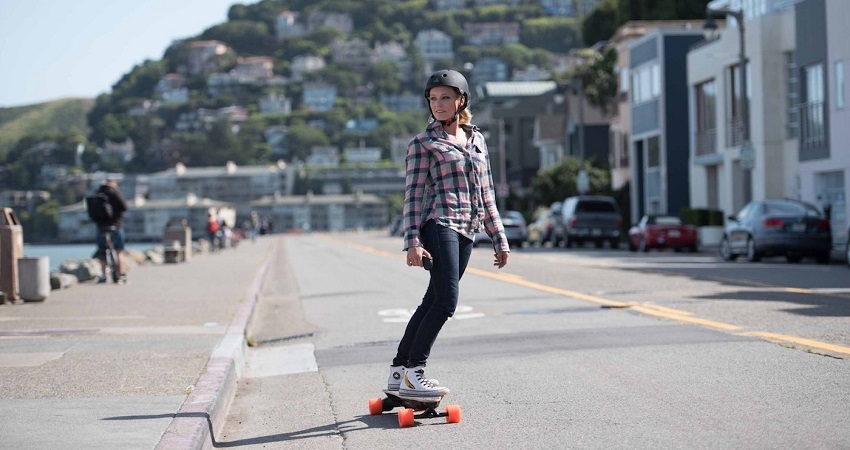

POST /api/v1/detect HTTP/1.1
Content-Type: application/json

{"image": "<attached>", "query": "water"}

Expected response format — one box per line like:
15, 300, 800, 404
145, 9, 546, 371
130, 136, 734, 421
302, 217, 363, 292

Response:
23, 242, 155, 271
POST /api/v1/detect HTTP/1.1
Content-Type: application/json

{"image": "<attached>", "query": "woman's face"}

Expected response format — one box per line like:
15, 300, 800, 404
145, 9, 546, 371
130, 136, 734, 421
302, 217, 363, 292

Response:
428, 86, 463, 122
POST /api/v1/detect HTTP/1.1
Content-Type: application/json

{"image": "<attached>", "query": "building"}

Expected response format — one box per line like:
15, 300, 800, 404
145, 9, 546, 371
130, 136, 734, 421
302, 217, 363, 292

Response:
794, 0, 849, 251
302, 164, 405, 198
184, 40, 229, 76
276, 11, 306, 39
609, 21, 708, 191
248, 192, 388, 232
628, 28, 704, 223
302, 83, 337, 112
414, 30, 454, 63
464, 22, 520, 46
290, 55, 326, 82
147, 162, 294, 204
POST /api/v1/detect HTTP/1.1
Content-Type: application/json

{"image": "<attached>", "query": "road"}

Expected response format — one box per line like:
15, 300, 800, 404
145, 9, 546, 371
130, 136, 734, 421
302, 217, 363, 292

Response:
218, 231, 850, 449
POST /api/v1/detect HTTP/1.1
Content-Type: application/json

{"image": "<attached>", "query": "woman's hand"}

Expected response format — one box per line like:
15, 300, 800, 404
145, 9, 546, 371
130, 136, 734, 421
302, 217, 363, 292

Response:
494, 251, 509, 269
406, 247, 432, 268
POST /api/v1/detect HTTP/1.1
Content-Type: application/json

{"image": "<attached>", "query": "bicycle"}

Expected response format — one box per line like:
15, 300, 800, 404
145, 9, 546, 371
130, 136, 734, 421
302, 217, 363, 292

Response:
100, 226, 122, 284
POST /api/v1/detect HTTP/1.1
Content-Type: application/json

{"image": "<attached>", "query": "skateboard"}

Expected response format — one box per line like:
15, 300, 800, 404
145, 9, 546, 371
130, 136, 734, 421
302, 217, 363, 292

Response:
368, 390, 462, 427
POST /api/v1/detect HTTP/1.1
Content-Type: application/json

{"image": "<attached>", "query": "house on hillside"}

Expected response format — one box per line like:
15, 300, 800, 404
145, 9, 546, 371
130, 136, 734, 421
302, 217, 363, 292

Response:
302, 83, 337, 112
464, 22, 520, 46
276, 11, 305, 39
185, 40, 229, 76
415, 30, 454, 63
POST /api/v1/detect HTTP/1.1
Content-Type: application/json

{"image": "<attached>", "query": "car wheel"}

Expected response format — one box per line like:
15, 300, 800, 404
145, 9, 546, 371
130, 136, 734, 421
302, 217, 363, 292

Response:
594, 240, 604, 249
815, 252, 830, 264
719, 236, 737, 261
786, 254, 803, 263
746, 237, 761, 262
609, 239, 619, 250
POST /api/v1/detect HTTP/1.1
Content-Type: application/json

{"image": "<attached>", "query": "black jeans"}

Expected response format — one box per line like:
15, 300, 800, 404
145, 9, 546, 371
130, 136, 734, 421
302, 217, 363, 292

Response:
393, 220, 473, 368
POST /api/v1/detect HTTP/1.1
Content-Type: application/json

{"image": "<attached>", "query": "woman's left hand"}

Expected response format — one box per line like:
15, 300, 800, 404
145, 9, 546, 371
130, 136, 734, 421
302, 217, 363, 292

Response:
494, 251, 509, 269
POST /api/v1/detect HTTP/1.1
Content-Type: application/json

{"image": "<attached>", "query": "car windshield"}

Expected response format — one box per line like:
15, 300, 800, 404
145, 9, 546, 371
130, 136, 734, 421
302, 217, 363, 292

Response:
576, 201, 616, 213
653, 216, 682, 225
764, 201, 821, 217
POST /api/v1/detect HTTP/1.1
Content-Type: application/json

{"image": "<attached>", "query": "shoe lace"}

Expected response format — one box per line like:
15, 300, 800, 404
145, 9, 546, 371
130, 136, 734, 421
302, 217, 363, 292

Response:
414, 369, 436, 388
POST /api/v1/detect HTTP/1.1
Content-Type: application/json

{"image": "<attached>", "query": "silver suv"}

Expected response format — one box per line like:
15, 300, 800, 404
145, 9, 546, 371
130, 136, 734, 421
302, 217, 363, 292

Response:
554, 195, 622, 249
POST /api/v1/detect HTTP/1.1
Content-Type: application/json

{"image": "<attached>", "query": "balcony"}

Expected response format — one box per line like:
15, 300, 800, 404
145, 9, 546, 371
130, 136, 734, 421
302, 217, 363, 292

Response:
726, 117, 744, 148
798, 101, 826, 150
695, 128, 717, 156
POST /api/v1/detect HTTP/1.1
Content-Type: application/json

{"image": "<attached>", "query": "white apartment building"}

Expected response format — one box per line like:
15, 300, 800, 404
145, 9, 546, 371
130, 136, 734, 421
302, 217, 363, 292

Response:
688, 0, 794, 213
688, 0, 849, 251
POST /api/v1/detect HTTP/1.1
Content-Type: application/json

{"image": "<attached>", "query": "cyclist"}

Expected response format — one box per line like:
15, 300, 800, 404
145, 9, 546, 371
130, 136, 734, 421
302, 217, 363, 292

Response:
93, 179, 128, 283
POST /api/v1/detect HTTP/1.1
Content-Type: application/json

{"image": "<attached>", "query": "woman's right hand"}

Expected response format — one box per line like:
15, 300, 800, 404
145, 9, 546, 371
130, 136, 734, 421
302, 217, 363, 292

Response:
406, 246, 432, 268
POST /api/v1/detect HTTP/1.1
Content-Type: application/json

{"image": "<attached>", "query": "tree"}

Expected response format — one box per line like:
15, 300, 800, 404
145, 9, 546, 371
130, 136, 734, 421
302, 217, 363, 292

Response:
287, 124, 330, 161
559, 48, 618, 115
531, 157, 610, 206
581, 0, 618, 46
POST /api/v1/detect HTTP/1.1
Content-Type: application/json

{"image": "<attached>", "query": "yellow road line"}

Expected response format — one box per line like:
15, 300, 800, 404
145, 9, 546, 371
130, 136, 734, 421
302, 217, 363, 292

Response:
638, 304, 695, 316
465, 267, 631, 308
739, 331, 850, 357
630, 305, 742, 331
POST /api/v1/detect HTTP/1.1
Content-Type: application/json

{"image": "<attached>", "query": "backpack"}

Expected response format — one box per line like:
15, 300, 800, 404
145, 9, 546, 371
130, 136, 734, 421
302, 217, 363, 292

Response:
86, 193, 114, 225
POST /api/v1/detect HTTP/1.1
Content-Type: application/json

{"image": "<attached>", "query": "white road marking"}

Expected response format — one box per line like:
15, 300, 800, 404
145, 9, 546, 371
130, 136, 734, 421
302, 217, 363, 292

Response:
378, 305, 484, 323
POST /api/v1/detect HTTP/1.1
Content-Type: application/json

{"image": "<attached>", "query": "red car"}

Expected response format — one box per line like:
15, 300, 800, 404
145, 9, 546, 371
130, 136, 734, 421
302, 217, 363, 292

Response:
628, 214, 698, 252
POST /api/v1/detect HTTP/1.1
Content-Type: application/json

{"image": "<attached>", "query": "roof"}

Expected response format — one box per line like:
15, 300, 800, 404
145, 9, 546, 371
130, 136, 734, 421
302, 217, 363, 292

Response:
483, 81, 556, 98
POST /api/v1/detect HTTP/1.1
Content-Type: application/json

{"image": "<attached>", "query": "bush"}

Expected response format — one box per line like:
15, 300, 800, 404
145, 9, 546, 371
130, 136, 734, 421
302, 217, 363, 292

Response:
680, 208, 724, 226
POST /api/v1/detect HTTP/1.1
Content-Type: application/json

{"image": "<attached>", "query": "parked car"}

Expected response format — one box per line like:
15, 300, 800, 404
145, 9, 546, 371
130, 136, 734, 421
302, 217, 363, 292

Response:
474, 210, 528, 249
845, 226, 850, 269
553, 195, 622, 249
719, 199, 832, 264
628, 214, 698, 252
526, 203, 561, 246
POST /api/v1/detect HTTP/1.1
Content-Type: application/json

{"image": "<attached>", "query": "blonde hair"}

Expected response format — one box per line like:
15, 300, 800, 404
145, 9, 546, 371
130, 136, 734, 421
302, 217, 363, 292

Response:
458, 108, 472, 125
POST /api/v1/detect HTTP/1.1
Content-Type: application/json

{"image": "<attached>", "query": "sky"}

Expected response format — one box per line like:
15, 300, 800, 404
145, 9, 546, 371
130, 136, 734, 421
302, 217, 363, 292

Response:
0, 0, 241, 108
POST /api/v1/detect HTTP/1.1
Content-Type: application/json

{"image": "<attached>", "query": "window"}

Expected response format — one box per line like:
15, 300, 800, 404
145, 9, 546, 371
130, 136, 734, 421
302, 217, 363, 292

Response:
647, 136, 660, 168
631, 63, 660, 104
837, 60, 845, 110
725, 63, 749, 147
695, 79, 717, 155
785, 52, 798, 138
801, 63, 826, 149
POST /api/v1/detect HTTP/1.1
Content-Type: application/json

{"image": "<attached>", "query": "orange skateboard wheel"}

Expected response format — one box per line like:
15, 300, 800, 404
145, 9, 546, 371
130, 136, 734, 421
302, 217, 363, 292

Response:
368, 398, 383, 416
445, 404, 462, 424
398, 408, 415, 427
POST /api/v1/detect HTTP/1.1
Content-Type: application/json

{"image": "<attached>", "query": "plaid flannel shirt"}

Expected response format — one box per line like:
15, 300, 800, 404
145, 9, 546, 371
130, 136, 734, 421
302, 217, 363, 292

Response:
402, 120, 509, 253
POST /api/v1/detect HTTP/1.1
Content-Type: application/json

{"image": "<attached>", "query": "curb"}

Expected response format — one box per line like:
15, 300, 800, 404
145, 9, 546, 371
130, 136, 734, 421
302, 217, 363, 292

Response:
155, 238, 277, 450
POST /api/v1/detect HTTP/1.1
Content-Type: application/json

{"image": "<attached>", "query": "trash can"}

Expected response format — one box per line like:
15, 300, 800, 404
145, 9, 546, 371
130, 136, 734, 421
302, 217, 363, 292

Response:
163, 219, 192, 262
18, 256, 50, 302
0, 208, 24, 302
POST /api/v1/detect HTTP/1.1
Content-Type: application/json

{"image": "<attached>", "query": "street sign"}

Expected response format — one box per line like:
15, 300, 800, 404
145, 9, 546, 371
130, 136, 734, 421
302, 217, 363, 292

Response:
577, 169, 590, 194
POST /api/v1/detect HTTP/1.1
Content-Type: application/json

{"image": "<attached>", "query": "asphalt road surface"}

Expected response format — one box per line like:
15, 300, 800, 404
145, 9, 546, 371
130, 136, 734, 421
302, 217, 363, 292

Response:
219, 232, 850, 449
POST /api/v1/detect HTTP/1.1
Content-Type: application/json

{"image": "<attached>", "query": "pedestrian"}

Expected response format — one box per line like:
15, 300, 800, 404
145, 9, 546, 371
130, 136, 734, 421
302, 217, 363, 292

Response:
250, 211, 260, 243
90, 179, 128, 283
206, 212, 219, 252
387, 69, 510, 398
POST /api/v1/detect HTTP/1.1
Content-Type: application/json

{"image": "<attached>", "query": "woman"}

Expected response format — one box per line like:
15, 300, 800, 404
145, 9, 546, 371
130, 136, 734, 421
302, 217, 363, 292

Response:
388, 69, 510, 397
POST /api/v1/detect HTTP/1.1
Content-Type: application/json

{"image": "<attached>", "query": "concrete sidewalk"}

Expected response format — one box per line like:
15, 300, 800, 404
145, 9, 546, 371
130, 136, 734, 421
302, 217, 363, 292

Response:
0, 236, 279, 450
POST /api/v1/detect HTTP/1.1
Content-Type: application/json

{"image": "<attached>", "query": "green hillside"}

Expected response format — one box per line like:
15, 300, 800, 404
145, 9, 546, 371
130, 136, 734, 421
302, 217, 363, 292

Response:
0, 98, 93, 161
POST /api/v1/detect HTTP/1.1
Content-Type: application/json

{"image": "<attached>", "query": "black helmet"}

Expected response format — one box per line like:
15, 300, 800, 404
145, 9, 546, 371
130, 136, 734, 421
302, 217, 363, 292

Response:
424, 69, 470, 99
424, 70, 470, 125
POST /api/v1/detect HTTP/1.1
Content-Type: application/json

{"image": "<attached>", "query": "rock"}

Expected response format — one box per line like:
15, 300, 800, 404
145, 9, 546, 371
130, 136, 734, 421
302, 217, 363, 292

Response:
125, 249, 147, 265
59, 259, 101, 282
145, 249, 164, 265
50, 272, 79, 290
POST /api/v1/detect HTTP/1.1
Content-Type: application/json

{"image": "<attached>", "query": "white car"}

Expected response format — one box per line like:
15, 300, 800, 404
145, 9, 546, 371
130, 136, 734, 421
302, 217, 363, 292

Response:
474, 210, 528, 249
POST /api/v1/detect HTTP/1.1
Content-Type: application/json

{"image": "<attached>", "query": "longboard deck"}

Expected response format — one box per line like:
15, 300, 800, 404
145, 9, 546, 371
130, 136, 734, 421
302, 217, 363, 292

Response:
383, 389, 444, 404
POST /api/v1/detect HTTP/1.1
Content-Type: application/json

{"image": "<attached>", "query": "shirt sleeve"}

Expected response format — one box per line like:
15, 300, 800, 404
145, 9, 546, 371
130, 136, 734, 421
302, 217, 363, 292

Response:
402, 136, 429, 251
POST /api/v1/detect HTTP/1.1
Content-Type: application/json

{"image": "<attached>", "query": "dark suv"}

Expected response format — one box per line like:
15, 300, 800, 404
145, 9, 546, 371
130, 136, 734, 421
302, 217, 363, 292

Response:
554, 195, 622, 249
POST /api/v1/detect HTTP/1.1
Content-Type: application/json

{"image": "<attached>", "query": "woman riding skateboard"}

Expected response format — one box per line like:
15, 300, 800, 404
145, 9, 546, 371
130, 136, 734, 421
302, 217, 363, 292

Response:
388, 69, 510, 397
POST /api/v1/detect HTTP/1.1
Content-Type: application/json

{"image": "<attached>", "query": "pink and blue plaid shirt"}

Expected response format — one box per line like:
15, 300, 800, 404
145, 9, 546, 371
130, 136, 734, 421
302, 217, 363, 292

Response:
402, 120, 509, 253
